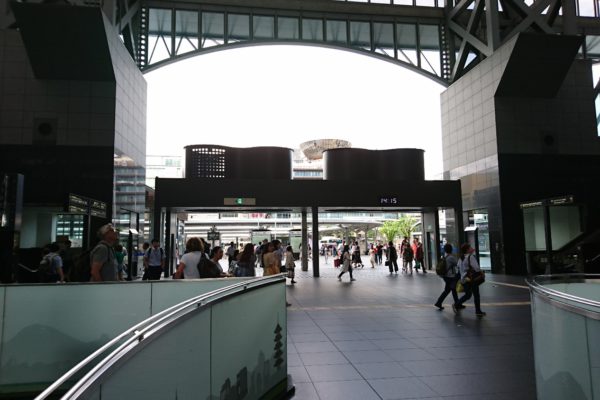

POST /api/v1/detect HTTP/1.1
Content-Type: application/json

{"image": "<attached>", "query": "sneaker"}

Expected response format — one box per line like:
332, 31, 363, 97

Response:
476, 311, 486, 317
434, 303, 444, 311
291, 280, 297, 284
338, 277, 341, 281
452, 304, 459, 314
286, 302, 292, 307
350, 278, 356, 281
456, 304, 466, 309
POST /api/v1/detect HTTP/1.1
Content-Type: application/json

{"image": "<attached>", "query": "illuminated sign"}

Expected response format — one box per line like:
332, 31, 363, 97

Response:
379, 196, 398, 206
224, 197, 256, 206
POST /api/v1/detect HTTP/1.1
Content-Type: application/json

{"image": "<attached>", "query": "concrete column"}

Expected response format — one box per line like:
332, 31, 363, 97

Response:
312, 206, 320, 277
164, 209, 171, 278
301, 209, 308, 271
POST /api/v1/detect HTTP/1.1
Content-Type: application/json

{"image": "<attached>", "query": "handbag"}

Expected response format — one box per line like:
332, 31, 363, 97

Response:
385, 260, 390, 266
456, 280, 464, 293
466, 255, 485, 285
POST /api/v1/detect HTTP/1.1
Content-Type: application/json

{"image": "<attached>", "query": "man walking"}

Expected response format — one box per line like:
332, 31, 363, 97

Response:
144, 239, 165, 280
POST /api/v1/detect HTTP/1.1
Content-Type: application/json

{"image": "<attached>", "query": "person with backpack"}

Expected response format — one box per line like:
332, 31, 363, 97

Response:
40, 243, 65, 283
90, 224, 118, 282
434, 243, 460, 310
144, 239, 165, 280
402, 241, 414, 274
453, 243, 486, 317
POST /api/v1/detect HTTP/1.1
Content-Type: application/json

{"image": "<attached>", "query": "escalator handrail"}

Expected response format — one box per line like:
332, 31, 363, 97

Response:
35, 275, 285, 400
527, 274, 600, 315
17, 263, 38, 273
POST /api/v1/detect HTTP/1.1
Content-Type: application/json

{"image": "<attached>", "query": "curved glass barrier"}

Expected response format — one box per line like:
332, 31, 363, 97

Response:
527, 274, 600, 400
0, 279, 240, 397
35, 275, 287, 400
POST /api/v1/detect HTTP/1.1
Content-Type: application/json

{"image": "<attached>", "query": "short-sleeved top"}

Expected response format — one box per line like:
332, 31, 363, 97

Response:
179, 251, 202, 279
91, 242, 118, 281
443, 254, 459, 278
145, 247, 165, 266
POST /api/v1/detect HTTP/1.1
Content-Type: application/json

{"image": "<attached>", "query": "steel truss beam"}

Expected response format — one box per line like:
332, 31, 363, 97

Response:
446, 0, 582, 82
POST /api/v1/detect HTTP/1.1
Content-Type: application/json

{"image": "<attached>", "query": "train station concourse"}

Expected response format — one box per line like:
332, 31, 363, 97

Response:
0, 0, 600, 399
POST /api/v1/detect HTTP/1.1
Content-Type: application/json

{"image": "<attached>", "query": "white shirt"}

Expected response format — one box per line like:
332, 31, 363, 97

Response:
179, 251, 202, 279
459, 254, 480, 282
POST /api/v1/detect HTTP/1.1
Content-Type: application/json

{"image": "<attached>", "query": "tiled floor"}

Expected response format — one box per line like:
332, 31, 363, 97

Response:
286, 262, 536, 400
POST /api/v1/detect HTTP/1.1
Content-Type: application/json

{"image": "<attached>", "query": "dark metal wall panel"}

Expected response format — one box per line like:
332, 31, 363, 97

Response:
154, 177, 461, 210
323, 148, 425, 181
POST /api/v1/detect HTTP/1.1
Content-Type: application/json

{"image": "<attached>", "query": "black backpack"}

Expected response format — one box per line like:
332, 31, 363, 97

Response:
197, 253, 218, 278
436, 255, 448, 276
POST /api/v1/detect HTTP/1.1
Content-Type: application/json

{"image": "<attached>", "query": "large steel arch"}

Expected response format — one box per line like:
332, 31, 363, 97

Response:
142, 39, 449, 86
137, 4, 452, 85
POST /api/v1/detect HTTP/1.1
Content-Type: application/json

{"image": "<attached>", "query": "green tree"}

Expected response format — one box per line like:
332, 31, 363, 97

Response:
397, 214, 418, 239
380, 220, 401, 243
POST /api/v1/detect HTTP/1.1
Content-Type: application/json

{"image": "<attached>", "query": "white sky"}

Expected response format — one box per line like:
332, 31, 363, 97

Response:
145, 45, 446, 178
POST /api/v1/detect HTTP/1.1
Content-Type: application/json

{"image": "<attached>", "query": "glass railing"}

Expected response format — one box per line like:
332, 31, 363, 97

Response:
527, 274, 600, 400
0, 279, 245, 397
34, 275, 287, 400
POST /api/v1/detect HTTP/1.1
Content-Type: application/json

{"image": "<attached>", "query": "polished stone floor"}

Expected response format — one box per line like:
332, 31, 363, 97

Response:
285, 261, 536, 400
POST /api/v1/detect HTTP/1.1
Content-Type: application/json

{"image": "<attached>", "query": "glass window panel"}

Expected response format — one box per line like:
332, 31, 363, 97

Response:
577, 0, 596, 16
416, 0, 436, 6
202, 12, 225, 48
148, 9, 172, 64
394, 0, 414, 4
253, 15, 275, 39
350, 21, 370, 50
228, 14, 250, 43
419, 24, 441, 75
523, 207, 546, 251
396, 23, 418, 65
326, 20, 347, 45
550, 206, 582, 250
586, 36, 600, 58
373, 22, 394, 57
302, 18, 323, 41
175, 10, 198, 56
278, 16, 299, 40
370, 0, 391, 3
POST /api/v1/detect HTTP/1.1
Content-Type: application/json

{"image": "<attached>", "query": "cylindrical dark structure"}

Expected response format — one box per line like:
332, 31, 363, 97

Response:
323, 148, 425, 180
185, 145, 293, 179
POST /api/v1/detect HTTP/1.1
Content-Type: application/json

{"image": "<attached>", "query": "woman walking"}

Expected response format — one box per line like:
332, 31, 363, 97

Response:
285, 245, 297, 284
234, 243, 256, 277
453, 243, 486, 316
337, 245, 355, 282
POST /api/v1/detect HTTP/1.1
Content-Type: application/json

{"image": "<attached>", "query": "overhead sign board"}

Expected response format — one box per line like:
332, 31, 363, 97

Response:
207, 231, 221, 241
68, 193, 107, 218
379, 196, 398, 206
520, 195, 574, 209
224, 197, 256, 206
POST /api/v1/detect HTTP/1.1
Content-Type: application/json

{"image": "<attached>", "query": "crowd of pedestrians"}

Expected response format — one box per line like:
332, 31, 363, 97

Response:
37, 225, 485, 316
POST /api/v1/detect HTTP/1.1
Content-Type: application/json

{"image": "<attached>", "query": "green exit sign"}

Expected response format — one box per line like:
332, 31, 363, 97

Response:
224, 197, 256, 206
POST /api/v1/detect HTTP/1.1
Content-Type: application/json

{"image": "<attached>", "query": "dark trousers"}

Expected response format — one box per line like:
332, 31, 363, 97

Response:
388, 259, 398, 273
146, 265, 163, 280
338, 265, 353, 279
436, 277, 459, 306
457, 281, 482, 313
376, 253, 382, 264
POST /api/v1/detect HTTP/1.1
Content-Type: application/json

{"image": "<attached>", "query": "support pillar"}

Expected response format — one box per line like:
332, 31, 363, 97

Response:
301, 209, 308, 271
312, 206, 320, 278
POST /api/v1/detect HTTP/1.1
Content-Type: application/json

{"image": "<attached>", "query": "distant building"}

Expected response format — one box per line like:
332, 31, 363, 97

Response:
145, 155, 184, 188
292, 139, 352, 180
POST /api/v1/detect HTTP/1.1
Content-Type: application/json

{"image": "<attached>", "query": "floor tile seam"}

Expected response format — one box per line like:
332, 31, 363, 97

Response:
288, 301, 531, 311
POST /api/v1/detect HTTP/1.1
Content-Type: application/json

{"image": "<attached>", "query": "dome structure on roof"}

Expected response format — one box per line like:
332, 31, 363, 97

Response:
299, 139, 352, 160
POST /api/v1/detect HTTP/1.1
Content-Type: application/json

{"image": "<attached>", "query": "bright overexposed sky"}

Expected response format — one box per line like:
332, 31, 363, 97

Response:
145, 45, 446, 178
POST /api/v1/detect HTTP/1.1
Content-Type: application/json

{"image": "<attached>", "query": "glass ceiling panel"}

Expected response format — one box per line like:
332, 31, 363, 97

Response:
228, 14, 250, 42
350, 21, 370, 50
373, 22, 394, 57
253, 15, 275, 39
302, 18, 324, 41
278, 17, 300, 40
326, 20, 347, 45
148, 8, 171, 36
202, 12, 225, 48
